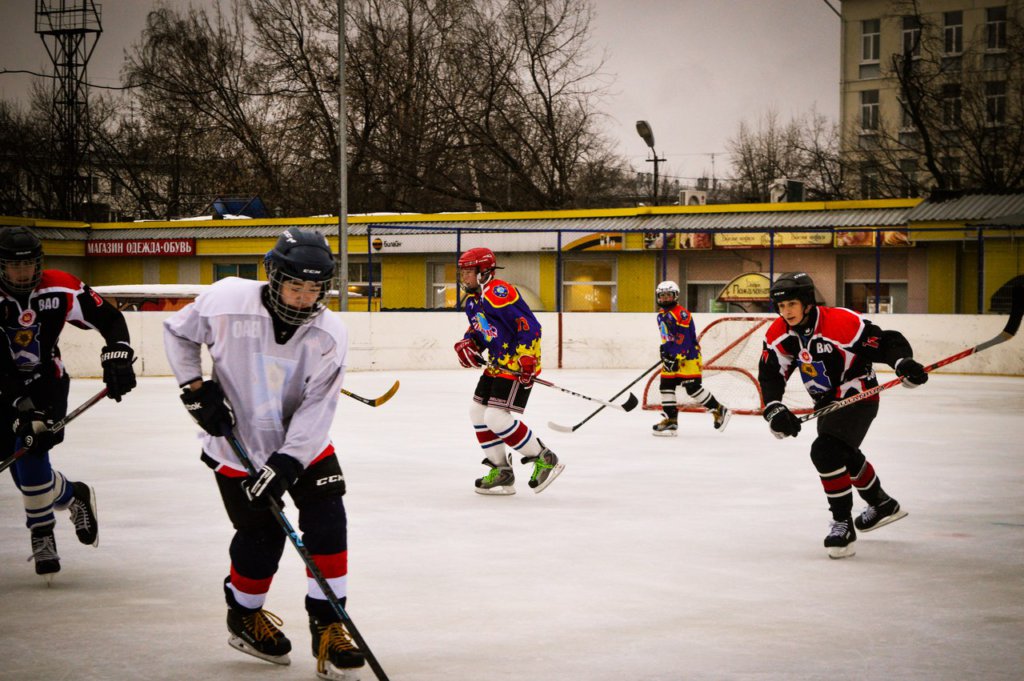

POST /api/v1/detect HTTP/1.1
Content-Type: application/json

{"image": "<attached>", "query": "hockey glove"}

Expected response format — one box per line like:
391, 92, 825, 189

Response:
764, 402, 801, 440
243, 452, 303, 508
517, 355, 538, 386
13, 398, 56, 457
454, 338, 485, 368
101, 343, 137, 402
660, 350, 679, 373
179, 380, 235, 436
895, 357, 928, 388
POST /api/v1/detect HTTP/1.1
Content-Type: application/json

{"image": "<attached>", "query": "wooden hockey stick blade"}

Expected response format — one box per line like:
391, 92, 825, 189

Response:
341, 380, 400, 407
800, 284, 1023, 423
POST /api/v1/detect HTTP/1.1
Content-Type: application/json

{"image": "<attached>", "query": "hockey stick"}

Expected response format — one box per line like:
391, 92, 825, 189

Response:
548, 361, 661, 432
341, 380, 400, 407
0, 387, 109, 474
480, 359, 639, 411
799, 284, 1024, 423
223, 431, 390, 681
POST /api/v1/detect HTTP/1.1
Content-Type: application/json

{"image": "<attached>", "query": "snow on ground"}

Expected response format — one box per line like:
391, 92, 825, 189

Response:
1, 370, 1022, 681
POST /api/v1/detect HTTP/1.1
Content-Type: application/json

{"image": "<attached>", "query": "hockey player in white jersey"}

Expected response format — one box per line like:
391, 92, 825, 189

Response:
164, 228, 363, 680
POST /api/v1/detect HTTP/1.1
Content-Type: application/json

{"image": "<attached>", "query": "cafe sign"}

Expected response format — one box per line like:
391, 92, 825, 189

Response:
719, 272, 772, 302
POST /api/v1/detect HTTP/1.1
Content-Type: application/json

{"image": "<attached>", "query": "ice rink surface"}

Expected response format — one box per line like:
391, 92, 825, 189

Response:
1, 370, 1022, 681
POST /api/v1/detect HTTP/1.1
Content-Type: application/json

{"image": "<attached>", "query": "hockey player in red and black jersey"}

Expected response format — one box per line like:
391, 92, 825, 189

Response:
454, 247, 564, 495
652, 280, 730, 436
0, 226, 136, 581
757, 272, 928, 559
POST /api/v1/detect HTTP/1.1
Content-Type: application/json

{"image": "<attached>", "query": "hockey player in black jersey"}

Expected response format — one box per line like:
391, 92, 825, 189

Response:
757, 272, 927, 559
0, 226, 137, 581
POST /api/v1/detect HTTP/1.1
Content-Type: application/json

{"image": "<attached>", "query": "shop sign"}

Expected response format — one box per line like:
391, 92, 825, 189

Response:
87, 239, 196, 257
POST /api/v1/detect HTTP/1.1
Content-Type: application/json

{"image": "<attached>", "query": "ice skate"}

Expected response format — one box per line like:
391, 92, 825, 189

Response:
522, 443, 564, 493
28, 526, 60, 584
652, 414, 678, 437
474, 459, 516, 496
711, 405, 731, 433
824, 518, 856, 559
310, 616, 365, 680
67, 481, 99, 547
227, 607, 292, 665
855, 498, 908, 532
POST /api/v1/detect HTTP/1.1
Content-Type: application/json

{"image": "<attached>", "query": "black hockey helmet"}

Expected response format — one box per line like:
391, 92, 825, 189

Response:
263, 228, 336, 325
769, 272, 816, 309
0, 226, 44, 294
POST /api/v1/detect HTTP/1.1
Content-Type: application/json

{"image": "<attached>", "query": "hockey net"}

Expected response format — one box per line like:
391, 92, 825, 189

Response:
641, 316, 814, 416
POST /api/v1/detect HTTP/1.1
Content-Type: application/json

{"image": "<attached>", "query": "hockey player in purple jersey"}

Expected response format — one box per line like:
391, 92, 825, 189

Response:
164, 228, 363, 679
651, 280, 730, 436
0, 226, 136, 582
454, 247, 563, 495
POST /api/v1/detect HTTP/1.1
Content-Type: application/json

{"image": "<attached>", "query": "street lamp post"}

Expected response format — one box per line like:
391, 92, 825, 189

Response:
636, 120, 666, 206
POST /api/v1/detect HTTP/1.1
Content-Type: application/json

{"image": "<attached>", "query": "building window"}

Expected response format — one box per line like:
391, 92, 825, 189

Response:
986, 153, 1005, 184
687, 283, 730, 313
860, 165, 881, 199
214, 263, 258, 281
987, 6, 1007, 50
944, 11, 963, 55
941, 157, 961, 190
429, 262, 457, 309
844, 282, 907, 313
861, 19, 880, 62
901, 15, 921, 58
562, 259, 616, 312
900, 158, 918, 198
860, 90, 879, 130
986, 80, 1007, 124
347, 260, 381, 299
941, 83, 962, 127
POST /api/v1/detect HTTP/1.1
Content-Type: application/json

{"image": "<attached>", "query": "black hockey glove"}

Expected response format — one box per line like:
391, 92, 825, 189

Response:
13, 398, 56, 457
243, 452, 303, 508
101, 343, 137, 402
660, 349, 679, 373
895, 357, 928, 389
764, 402, 801, 440
179, 380, 235, 436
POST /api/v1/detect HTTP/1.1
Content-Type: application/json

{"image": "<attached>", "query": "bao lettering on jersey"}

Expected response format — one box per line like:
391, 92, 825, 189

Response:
36, 296, 60, 311
231, 320, 262, 338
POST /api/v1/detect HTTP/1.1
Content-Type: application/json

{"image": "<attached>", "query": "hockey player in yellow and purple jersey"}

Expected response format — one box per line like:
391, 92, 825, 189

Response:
454, 247, 563, 495
652, 280, 730, 436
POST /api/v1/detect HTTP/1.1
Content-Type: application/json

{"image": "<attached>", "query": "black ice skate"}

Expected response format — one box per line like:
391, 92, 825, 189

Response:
652, 414, 678, 437
711, 405, 731, 433
310, 616, 365, 680
855, 498, 908, 532
227, 607, 292, 665
28, 525, 60, 584
474, 458, 516, 496
68, 481, 99, 547
522, 443, 564, 494
824, 518, 856, 559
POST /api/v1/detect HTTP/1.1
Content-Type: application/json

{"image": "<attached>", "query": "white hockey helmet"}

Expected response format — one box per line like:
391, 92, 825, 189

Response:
655, 280, 679, 309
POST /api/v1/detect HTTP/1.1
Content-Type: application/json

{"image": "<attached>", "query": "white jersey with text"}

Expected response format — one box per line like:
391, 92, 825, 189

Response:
163, 277, 348, 471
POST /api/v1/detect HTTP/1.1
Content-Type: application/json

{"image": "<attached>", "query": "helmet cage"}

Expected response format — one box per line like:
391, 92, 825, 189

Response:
263, 229, 335, 326
0, 227, 44, 294
655, 280, 680, 309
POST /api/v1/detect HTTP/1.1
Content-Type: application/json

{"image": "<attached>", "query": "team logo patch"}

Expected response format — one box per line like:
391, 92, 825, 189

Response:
492, 285, 509, 298
13, 329, 35, 348
800, 360, 832, 395
19, 309, 36, 326
473, 312, 499, 340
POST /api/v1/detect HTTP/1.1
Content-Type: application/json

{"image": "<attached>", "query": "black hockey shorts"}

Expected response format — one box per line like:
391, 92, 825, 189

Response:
816, 398, 878, 450
474, 373, 532, 414
214, 453, 348, 535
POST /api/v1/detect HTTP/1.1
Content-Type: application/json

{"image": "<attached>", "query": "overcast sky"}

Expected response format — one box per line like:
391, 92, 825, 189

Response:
0, 0, 840, 192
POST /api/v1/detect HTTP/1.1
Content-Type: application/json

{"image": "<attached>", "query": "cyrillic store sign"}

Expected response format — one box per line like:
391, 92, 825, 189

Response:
86, 239, 196, 257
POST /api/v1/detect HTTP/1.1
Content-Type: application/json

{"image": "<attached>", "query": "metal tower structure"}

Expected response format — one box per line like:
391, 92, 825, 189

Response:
35, 0, 102, 219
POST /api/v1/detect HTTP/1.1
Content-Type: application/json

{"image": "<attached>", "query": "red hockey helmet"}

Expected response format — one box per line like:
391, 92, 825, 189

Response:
458, 247, 498, 291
